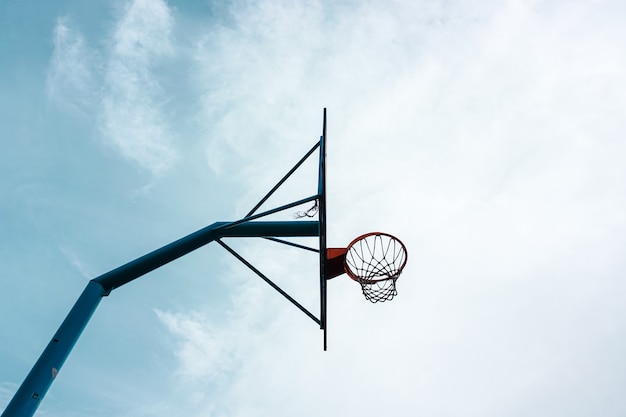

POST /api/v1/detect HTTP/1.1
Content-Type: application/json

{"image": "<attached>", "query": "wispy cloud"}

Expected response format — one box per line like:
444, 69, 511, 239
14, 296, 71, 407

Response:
47, 17, 98, 114
59, 245, 93, 278
155, 282, 266, 383
99, 0, 178, 175
46, 0, 179, 175
154, 280, 279, 415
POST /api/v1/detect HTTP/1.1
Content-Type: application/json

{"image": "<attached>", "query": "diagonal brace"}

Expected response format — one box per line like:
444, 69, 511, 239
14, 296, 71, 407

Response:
246, 141, 320, 217
216, 239, 321, 326
262, 237, 319, 253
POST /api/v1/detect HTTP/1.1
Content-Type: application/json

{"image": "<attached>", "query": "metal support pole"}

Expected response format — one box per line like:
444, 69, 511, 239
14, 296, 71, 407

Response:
95, 221, 318, 293
2, 220, 319, 417
1, 281, 105, 417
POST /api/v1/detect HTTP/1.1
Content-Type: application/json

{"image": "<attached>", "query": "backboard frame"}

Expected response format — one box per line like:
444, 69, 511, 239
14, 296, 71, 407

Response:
318, 108, 328, 350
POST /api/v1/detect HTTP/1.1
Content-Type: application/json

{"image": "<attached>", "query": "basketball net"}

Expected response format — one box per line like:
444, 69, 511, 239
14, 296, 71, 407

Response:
344, 233, 407, 303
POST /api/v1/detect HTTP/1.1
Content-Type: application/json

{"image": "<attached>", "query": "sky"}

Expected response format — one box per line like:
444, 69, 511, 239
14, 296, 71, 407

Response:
1, 0, 626, 416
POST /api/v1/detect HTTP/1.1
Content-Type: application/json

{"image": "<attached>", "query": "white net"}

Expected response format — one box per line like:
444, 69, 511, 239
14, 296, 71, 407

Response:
344, 233, 407, 303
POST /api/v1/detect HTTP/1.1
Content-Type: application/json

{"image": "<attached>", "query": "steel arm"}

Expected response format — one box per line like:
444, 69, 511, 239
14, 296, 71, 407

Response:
1, 220, 318, 417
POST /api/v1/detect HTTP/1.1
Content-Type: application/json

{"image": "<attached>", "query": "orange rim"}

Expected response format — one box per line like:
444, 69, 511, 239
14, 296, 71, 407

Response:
343, 232, 408, 283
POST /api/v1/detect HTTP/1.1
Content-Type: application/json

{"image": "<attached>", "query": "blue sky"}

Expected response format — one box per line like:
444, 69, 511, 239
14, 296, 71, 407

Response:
2, 0, 626, 416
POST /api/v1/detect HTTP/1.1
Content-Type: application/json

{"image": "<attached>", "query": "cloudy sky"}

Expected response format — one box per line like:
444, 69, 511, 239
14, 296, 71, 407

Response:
2, 0, 626, 416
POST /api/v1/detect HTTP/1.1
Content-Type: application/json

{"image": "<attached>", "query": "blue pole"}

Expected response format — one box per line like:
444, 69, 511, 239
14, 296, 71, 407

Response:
95, 221, 318, 293
1, 281, 105, 417
2, 220, 319, 417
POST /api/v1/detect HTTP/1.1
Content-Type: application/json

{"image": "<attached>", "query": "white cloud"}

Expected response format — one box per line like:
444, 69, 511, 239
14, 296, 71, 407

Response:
154, 279, 282, 415
59, 245, 94, 279
99, 0, 178, 175
46, 1, 179, 175
47, 17, 98, 113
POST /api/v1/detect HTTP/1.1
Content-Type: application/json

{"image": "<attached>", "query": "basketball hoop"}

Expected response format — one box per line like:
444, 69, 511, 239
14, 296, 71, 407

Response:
344, 232, 408, 303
